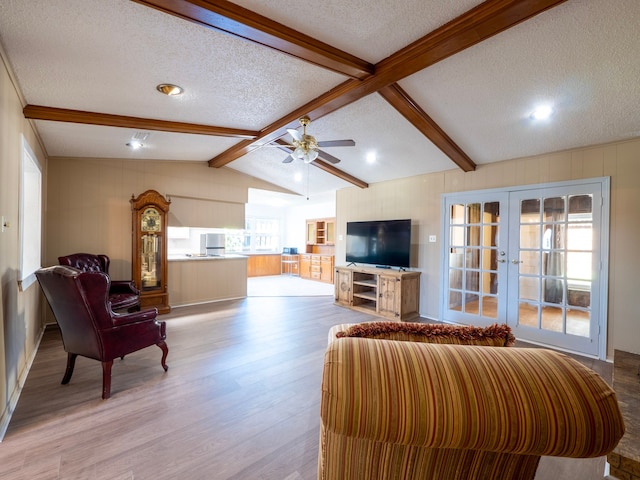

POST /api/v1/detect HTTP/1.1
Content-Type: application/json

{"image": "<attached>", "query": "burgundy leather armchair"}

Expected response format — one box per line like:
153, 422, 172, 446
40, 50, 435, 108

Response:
35, 265, 169, 399
58, 253, 140, 311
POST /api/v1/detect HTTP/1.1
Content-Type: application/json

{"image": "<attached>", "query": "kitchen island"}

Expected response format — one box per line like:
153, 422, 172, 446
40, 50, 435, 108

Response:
168, 254, 248, 307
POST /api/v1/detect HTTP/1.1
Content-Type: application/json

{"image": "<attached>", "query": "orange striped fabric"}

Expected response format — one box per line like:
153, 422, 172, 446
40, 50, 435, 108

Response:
318, 338, 624, 480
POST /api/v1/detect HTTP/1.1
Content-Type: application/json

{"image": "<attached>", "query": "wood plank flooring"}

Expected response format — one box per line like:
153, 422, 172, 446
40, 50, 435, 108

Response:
0, 297, 612, 479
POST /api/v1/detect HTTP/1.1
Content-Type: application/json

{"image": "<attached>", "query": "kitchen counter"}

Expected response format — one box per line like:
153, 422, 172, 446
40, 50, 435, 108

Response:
168, 254, 247, 306
169, 253, 247, 261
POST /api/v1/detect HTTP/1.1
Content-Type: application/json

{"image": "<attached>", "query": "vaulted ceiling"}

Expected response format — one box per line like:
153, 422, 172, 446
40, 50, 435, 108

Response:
1, 0, 639, 201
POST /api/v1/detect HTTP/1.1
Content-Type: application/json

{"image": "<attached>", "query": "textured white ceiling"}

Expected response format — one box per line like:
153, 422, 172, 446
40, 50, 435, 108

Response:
0, 0, 344, 129
32, 121, 241, 161
400, 0, 640, 164
1, 0, 639, 204
230, 0, 483, 63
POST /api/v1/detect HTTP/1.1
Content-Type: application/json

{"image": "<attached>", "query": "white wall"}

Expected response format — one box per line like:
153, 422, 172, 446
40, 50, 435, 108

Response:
247, 189, 336, 253
284, 201, 335, 252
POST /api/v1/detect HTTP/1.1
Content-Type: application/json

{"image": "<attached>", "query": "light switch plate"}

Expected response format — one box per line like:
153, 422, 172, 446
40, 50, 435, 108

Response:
429, 235, 437, 243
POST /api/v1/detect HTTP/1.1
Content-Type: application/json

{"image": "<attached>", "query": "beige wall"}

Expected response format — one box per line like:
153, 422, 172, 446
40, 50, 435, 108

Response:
0, 50, 48, 433
337, 140, 640, 358
45, 157, 289, 281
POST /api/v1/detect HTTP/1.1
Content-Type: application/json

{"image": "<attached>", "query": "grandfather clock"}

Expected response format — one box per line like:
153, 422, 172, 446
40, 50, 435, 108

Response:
130, 189, 171, 314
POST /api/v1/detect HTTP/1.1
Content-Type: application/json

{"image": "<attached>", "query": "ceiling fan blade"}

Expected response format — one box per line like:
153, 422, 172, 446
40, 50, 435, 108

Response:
287, 128, 302, 142
317, 149, 341, 164
317, 139, 355, 148
282, 155, 294, 163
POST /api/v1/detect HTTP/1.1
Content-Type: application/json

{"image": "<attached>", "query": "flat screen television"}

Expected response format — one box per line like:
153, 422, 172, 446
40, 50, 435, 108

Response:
346, 219, 411, 268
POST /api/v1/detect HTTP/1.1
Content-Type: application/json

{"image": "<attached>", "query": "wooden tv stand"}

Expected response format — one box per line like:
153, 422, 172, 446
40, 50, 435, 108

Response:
334, 266, 420, 321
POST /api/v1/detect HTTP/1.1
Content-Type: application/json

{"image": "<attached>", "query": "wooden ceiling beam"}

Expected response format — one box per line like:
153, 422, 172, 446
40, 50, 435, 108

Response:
311, 159, 369, 189
206, 0, 567, 171
23, 105, 258, 138
378, 84, 476, 172
131, 0, 374, 79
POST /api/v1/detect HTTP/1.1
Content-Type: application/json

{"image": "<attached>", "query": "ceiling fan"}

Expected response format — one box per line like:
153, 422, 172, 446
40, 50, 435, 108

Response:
279, 116, 355, 164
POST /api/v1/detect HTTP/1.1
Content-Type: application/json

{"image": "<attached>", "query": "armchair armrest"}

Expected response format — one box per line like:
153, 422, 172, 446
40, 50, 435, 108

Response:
112, 308, 158, 327
110, 280, 140, 295
321, 338, 624, 458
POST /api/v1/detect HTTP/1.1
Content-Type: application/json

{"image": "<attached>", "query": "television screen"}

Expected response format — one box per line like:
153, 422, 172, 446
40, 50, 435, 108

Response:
346, 219, 411, 268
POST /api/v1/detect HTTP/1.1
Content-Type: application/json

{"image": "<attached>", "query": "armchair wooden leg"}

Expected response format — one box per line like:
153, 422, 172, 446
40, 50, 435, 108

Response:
61, 353, 77, 385
101, 360, 113, 399
157, 341, 169, 371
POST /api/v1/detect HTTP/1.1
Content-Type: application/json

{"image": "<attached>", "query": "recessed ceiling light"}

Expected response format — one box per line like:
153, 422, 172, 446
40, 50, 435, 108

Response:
156, 83, 184, 96
126, 140, 143, 150
366, 152, 377, 164
530, 105, 553, 120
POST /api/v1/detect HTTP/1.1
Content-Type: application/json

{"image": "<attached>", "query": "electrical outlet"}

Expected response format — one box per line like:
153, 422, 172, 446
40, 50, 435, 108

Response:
429, 235, 437, 243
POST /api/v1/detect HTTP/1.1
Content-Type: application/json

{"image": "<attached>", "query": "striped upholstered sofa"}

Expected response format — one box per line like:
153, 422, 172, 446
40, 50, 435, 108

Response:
319, 322, 624, 480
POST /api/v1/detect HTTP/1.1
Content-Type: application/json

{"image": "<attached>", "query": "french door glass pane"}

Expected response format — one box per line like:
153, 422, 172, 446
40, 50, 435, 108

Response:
519, 276, 539, 302
520, 224, 541, 248
541, 305, 564, 332
444, 181, 605, 357
447, 200, 500, 317
449, 268, 462, 290
517, 194, 593, 338
467, 249, 480, 269
520, 251, 540, 275
451, 204, 465, 224
567, 309, 590, 336
518, 302, 539, 328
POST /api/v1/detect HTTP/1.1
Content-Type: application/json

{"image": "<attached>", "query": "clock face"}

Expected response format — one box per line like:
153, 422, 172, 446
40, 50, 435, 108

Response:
141, 207, 161, 232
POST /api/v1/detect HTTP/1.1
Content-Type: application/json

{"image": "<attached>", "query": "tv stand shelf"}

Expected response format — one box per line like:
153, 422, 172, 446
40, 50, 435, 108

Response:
353, 291, 377, 300
335, 266, 420, 321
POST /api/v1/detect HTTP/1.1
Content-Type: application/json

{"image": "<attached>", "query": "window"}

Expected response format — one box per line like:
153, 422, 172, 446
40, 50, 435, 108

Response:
167, 216, 281, 256
227, 217, 280, 253
19, 137, 42, 290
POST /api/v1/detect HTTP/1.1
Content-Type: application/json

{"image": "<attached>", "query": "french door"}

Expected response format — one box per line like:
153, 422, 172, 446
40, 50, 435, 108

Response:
441, 179, 609, 358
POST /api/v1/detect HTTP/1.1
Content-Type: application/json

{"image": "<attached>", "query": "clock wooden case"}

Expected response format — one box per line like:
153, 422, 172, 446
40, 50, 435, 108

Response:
130, 189, 171, 314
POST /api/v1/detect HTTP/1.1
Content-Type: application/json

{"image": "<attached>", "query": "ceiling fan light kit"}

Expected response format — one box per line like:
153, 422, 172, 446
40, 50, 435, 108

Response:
283, 116, 354, 164
292, 146, 319, 163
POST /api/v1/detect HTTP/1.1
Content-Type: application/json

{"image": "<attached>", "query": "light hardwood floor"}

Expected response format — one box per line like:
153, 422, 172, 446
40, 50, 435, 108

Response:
0, 297, 612, 479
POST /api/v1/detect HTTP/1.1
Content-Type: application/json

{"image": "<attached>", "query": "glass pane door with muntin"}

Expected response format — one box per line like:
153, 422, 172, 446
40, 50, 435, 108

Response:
443, 192, 508, 327
508, 185, 602, 356
442, 178, 609, 358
